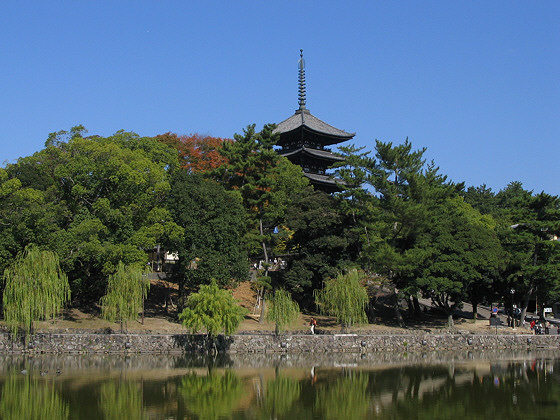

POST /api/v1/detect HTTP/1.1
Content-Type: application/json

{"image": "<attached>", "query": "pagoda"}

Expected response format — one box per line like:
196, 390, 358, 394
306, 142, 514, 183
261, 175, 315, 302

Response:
273, 50, 355, 193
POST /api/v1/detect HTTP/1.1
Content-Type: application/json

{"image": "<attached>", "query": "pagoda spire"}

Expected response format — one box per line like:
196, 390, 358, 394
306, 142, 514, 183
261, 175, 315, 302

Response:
297, 49, 307, 111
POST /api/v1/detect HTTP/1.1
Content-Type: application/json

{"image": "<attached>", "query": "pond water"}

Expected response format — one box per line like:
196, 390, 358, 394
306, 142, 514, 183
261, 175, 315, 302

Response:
0, 350, 558, 419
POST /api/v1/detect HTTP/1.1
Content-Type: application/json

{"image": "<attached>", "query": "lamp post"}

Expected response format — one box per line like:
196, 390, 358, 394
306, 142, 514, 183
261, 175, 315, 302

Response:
510, 288, 515, 329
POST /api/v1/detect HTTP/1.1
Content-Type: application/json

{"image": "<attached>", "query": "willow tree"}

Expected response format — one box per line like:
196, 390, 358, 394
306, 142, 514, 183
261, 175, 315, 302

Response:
179, 279, 248, 340
100, 261, 150, 333
2, 245, 71, 338
266, 288, 300, 335
314, 270, 368, 333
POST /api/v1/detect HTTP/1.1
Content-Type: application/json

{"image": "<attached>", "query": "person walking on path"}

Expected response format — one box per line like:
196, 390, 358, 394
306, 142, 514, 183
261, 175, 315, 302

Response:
310, 317, 317, 335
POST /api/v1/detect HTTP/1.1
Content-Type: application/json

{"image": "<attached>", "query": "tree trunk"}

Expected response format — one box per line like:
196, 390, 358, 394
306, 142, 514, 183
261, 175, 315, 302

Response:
392, 288, 406, 328
413, 296, 423, 318
258, 216, 269, 325
519, 282, 534, 327
259, 289, 266, 324
406, 296, 415, 319
447, 312, 454, 329
472, 301, 478, 321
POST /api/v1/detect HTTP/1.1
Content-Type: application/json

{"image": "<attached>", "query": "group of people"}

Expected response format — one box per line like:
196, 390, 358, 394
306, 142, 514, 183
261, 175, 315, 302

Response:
529, 319, 559, 335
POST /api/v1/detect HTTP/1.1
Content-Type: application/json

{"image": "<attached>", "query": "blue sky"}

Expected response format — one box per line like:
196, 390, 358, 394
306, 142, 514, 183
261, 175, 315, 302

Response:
1, 1, 558, 195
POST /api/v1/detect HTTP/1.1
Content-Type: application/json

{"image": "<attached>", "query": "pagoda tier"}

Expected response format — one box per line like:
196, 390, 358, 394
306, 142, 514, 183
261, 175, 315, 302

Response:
273, 50, 354, 192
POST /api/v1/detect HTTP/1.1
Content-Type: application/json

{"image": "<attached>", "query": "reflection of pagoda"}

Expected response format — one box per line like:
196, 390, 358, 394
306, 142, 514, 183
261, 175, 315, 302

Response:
274, 50, 355, 193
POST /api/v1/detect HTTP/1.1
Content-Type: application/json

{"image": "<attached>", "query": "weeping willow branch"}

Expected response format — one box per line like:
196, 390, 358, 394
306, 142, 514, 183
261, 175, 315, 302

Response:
100, 261, 151, 333
266, 288, 300, 335
314, 270, 369, 333
2, 245, 71, 339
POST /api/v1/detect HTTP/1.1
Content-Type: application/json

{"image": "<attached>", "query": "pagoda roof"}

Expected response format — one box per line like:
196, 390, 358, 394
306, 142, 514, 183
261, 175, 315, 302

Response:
274, 109, 355, 140
304, 172, 346, 190
279, 146, 345, 162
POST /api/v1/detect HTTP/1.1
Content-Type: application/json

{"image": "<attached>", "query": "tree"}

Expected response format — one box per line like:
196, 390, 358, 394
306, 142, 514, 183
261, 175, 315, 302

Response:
166, 172, 248, 303
337, 139, 460, 326
266, 288, 300, 335
2, 245, 70, 338
100, 261, 150, 333
168, 172, 248, 287
156, 132, 229, 173
413, 197, 503, 328
314, 270, 369, 332
4, 128, 182, 300
179, 280, 248, 339
495, 184, 560, 321
212, 124, 309, 322
282, 189, 360, 304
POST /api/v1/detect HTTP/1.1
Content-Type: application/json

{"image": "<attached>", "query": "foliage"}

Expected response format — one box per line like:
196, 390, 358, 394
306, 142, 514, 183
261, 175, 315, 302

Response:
100, 261, 150, 332
494, 183, 560, 317
156, 132, 229, 173
266, 288, 300, 334
100, 381, 148, 420
3, 245, 70, 337
0, 375, 69, 420
3, 127, 181, 300
179, 370, 243, 420
314, 270, 368, 332
179, 280, 248, 338
211, 123, 310, 320
166, 172, 248, 291
412, 197, 503, 327
282, 189, 360, 303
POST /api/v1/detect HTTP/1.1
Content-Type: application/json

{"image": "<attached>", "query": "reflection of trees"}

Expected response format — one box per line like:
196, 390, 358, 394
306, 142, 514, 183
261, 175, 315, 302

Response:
315, 371, 369, 420
179, 370, 243, 420
0, 375, 69, 420
256, 375, 301, 418
99, 381, 147, 420
378, 360, 560, 419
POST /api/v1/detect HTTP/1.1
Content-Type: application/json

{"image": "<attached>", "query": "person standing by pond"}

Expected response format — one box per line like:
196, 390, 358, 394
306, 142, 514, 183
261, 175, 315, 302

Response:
310, 317, 317, 335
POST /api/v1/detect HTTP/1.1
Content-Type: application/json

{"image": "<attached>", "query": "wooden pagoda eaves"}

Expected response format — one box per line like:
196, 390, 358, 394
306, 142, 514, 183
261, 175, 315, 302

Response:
273, 50, 354, 192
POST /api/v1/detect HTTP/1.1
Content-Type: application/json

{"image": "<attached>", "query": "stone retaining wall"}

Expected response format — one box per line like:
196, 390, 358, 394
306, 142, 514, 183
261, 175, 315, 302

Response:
1, 332, 559, 354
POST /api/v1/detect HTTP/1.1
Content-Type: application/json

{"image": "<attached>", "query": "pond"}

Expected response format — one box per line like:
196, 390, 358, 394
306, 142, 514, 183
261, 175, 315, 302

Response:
0, 350, 558, 419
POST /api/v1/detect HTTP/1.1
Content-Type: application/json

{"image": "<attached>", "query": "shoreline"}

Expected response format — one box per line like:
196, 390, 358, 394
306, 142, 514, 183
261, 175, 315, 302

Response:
2, 331, 559, 354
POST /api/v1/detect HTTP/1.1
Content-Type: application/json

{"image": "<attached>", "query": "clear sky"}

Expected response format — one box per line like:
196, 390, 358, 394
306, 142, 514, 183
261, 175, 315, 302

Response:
1, 1, 558, 195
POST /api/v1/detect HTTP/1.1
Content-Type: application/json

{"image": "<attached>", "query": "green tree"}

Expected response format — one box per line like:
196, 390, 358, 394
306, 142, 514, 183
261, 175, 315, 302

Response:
495, 183, 560, 320
282, 189, 360, 305
335, 139, 457, 325
4, 127, 181, 301
212, 124, 309, 322
314, 270, 369, 332
3, 245, 70, 338
179, 280, 248, 339
166, 172, 248, 302
266, 288, 300, 335
413, 197, 503, 328
100, 261, 150, 333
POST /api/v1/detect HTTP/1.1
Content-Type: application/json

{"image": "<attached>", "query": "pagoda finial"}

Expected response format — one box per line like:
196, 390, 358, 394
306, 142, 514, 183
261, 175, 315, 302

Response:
297, 49, 307, 111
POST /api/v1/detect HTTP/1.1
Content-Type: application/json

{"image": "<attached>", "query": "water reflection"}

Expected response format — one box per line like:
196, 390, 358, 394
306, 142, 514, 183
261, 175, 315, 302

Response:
179, 370, 243, 420
0, 351, 557, 419
0, 375, 69, 420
